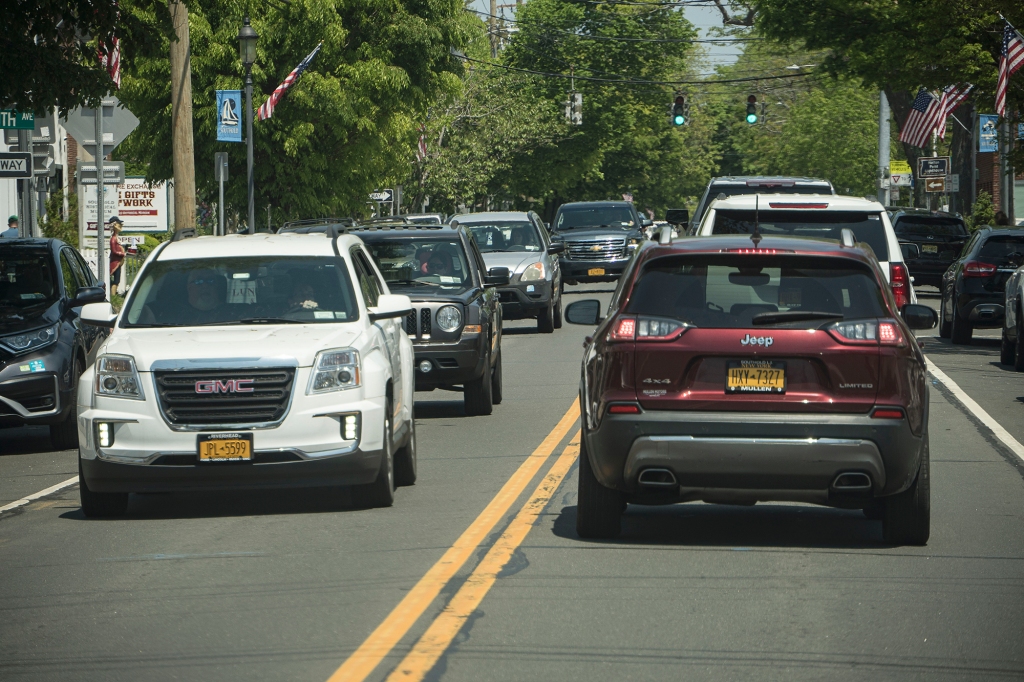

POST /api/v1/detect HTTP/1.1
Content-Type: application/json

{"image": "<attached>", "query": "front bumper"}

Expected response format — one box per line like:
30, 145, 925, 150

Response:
0, 342, 76, 427
413, 334, 487, 389
560, 258, 630, 282
497, 281, 552, 319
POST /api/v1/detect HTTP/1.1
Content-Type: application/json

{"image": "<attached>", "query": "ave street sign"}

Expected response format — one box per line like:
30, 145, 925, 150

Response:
0, 110, 34, 130
917, 157, 950, 178
370, 189, 394, 202
0, 152, 32, 178
925, 177, 946, 193
61, 97, 140, 158
77, 162, 126, 185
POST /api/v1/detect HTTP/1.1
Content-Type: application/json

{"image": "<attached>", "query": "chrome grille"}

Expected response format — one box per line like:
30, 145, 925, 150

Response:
565, 238, 626, 261
154, 368, 295, 427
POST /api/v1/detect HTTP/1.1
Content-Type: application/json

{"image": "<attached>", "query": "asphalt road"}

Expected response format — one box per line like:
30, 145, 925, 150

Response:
2, 282, 1023, 681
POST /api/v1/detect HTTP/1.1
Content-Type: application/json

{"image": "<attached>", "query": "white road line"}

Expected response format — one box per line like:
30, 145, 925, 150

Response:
925, 356, 1024, 463
0, 476, 79, 514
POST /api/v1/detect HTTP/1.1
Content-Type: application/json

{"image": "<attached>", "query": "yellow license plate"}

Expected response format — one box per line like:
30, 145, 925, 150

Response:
726, 361, 786, 394
198, 433, 253, 461
922, 244, 938, 253
588, 268, 605, 276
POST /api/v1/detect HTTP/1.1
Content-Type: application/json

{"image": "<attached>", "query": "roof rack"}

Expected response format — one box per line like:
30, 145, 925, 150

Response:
279, 217, 357, 230
362, 215, 411, 225
170, 228, 197, 242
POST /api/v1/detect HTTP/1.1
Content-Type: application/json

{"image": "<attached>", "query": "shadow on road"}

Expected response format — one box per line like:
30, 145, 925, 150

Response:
413, 399, 473, 419
551, 503, 885, 548
920, 336, 1001, 355
0, 426, 60, 456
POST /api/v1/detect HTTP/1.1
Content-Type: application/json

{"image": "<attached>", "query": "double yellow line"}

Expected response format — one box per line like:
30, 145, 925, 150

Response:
327, 400, 580, 682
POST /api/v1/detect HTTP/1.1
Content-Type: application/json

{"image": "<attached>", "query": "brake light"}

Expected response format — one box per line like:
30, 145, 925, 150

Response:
610, 317, 636, 341
723, 248, 794, 254
608, 404, 641, 414
871, 408, 904, 419
768, 202, 829, 209
964, 261, 998, 278
877, 321, 903, 346
889, 262, 910, 309
608, 316, 689, 342
828, 319, 904, 347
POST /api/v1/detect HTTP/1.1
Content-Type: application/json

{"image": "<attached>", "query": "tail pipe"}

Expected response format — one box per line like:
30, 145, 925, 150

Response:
638, 468, 678, 487
831, 472, 872, 491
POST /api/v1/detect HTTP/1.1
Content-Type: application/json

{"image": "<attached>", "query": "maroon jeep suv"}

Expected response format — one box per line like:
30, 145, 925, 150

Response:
565, 233, 937, 545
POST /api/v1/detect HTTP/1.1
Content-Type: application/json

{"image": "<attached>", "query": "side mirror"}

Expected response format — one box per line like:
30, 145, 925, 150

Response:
901, 304, 937, 330
369, 294, 413, 322
81, 302, 117, 328
641, 218, 654, 228
547, 242, 565, 255
565, 299, 603, 326
665, 208, 689, 225
900, 243, 921, 261
484, 267, 510, 286
71, 285, 106, 307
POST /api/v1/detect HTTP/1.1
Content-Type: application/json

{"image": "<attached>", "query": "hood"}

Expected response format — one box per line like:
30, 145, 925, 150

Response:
480, 251, 542, 275
102, 324, 365, 371
553, 227, 641, 241
389, 286, 478, 305
0, 300, 61, 335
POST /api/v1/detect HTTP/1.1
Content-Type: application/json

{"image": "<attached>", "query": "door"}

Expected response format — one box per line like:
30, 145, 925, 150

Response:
353, 247, 407, 425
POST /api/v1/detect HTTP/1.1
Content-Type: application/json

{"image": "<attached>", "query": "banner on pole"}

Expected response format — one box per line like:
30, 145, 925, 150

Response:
978, 114, 998, 152
216, 90, 243, 143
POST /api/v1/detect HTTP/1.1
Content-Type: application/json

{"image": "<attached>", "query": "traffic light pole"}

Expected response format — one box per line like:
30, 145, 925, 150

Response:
877, 91, 890, 205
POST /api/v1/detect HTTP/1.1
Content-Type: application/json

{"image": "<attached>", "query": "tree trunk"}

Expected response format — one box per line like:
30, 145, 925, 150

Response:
949, 101, 974, 216
169, 0, 195, 231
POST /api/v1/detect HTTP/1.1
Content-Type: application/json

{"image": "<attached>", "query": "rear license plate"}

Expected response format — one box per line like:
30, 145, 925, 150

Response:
197, 432, 253, 462
922, 244, 938, 253
588, 268, 605, 276
726, 360, 786, 394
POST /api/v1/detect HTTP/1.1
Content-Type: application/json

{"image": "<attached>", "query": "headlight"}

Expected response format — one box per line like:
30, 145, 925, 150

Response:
520, 262, 545, 282
308, 348, 361, 394
628, 237, 641, 247
95, 355, 145, 400
435, 305, 463, 332
0, 324, 58, 355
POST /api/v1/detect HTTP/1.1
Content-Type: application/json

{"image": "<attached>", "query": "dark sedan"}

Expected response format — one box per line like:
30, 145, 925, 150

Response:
0, 238, 107, 449
890, 209, 969, 288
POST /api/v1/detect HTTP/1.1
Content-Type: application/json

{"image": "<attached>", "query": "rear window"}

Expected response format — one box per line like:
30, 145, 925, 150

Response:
712, 210, 890, 260
627, 255, 887, 328
894, 218, 967, 238
978, 235, 1024, 268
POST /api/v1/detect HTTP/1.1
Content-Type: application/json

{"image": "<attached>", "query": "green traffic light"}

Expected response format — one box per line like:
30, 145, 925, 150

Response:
745, 112, 758, 124
673, 114, 685, 126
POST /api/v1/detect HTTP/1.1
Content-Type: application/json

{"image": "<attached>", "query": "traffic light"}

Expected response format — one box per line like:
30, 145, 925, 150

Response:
565, 92, 583, 125
672, 95, 687, 126
745, 95, 758, 124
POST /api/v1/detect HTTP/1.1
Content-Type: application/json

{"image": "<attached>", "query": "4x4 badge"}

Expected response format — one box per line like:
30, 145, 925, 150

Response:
740, 334, 774, 347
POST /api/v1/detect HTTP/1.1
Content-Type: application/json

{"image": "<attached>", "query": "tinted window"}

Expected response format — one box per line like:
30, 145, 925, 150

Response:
556, 206, 635, 230
894, 218, 967, 238
712, 210, 890, 260
123, 256, 359, 327
0, 246, 59, 312
627, 255, 886, 328
59, 251, 80, 298
464, 221, 543, 253
978, 235, 1024, 267
351, 249, 382, 307
362, 238, 473, 293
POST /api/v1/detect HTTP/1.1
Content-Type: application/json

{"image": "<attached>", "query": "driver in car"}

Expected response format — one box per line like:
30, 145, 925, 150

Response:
182, 269, 226, 323
425, 251, 454, 277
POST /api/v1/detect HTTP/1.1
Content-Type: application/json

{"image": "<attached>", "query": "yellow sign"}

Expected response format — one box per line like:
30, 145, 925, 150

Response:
890, 160, 912, 175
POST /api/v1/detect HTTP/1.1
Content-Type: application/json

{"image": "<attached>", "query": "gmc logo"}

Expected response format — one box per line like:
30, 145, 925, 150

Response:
195, 379, 255, 394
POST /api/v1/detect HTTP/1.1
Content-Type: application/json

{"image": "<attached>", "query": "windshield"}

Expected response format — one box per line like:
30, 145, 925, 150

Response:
894, 218, 967, 238
0, 247, 59, 314
627, 255, 886, 328
978, 235, 1024, 268
465, 221, 543, 253
712, 210, 890, 260
556, 206, 635, 231
362, 239, 473, 292
123, 256, 359, 327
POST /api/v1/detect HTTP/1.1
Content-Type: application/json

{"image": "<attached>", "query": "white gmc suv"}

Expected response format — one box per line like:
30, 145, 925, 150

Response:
76, 231, 416, 517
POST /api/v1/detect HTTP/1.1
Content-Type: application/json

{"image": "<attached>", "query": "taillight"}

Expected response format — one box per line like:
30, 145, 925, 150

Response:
608, 403, 641, 414
608, 315, 689, 342
609, 317, 636, 341
964, 261, 998, 278
723, 248, 794, 254
828, 319, 904, 347
767, 202, 829, 209
871, 407, 904, 419
889, 262, 910, 309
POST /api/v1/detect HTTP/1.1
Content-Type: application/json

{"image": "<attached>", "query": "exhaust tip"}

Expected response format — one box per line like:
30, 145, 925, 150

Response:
832, 472, 872, 490
638, 468, 678, 487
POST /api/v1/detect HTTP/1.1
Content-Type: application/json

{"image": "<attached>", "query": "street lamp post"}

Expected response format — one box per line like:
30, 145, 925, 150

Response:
238, 15, 258, 235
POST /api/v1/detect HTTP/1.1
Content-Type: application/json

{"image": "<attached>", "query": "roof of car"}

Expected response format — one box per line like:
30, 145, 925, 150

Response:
888, 208, 963, 220
351, 223, 462, 238
0, 237, 59, 248
707, 176, 833, 185
155, 232, 362, 260
641, 234, 880, 267
557, 201, 634, 210
975, 227, 1024, 237
451, 211, 531, 223
708, 194, 883, 211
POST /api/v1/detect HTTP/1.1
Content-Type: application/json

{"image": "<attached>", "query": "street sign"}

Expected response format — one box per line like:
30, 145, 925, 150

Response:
890, 174, 912, 187
979, 114, 998, 153
215, 152, 229, 181
890, 187, 901, 202
0, 152, 32, 178
945, 174, 960, 192
61, 97, 140, 158
77, 162, 126, 185
370, 189, 393, 202
917, 157, 950, 178
0, 110, 34, 130
925, 177, 946, 193
216, 91, 242, 143
889, 160, 911, 175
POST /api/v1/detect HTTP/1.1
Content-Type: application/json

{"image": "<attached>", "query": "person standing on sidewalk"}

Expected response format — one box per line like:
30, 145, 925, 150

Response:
1, 215, 18, 238
108, 216, 126, 294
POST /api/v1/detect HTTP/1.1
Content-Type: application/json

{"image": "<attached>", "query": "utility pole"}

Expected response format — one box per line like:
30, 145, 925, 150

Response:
877, 91, 890, 205
94, 104, 108, 293
169, 0, 196, 232
490, 0, 498, 58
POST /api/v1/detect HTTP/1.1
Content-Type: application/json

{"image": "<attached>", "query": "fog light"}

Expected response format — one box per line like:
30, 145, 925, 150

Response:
96, 422, 113, 448
418, 360, 432, 373
342, 413, 360, 441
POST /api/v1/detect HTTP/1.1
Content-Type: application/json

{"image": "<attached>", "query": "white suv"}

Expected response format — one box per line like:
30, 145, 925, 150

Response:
76, 231, 415, 516
695, 194, 917, 306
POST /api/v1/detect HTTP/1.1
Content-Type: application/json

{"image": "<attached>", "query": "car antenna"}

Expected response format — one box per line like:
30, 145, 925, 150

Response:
751, 194, 762, 249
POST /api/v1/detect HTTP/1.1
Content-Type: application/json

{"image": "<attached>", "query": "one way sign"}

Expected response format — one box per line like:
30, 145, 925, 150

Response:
0, 152, 32, 178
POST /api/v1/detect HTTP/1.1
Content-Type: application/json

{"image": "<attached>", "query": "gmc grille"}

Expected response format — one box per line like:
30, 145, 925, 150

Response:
565, 238, 627, 261
154, 368, 295, 427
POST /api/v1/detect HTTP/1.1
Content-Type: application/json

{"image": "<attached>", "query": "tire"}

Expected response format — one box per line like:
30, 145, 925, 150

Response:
882, 436, 930, 546
553, 295, 563, 329
1001, 329, 1016, 365
950, 299, 972, 344
490, 350, 503, 405
464, 353, 493, 416
537, 302, 555, 333
576, 434, 623, 539
356, 408, 395, 507
49, 359, 82, 451
938, 293, 952, 338
79, 459, 128, 518
1015, 311, 1024, 372
394, 412, 417, 487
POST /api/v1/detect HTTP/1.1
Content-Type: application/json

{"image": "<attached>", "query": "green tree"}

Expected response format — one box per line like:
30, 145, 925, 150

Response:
967, 191, 996, 232
40, 191, 79, 248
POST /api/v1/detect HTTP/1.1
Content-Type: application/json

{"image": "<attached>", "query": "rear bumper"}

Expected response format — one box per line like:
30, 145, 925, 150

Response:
497, 281, 552, 319
560, 258, 629, 282
956, 290, 1005, 326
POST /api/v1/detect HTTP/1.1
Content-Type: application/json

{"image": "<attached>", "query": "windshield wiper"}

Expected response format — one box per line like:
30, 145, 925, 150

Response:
388, 279, 442, 287
752, 311, 844, 325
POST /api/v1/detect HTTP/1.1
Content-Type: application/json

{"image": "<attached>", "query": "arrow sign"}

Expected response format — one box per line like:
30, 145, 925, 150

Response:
925, 177, 946, 193
61, 96, 139, 158
0, 152, 32, 178
370, 189, 394, 202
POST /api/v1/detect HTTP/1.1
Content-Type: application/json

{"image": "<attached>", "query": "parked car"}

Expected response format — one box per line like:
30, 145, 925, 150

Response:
564, 232, 937, 545
695, 194, 917, 307
76, 231, 416, 516
0, 238, 107, 450
888, 209, 969, 288
941, 227, 1024, 344
453, 211, 564, 333
404, 214, 446, 225
354, 222, 507, 415
550, 201, 648, 284
687, 176, 835, 235
1002, 263, 1024, 370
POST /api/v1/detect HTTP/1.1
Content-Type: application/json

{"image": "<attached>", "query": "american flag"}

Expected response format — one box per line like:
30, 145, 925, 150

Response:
257, 43, 322, 121
996, 22, 1024, 117
937, 84, 972, 140
899, 89, 943, 149
98, 37, 121, 89
416, 125, 428, 161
